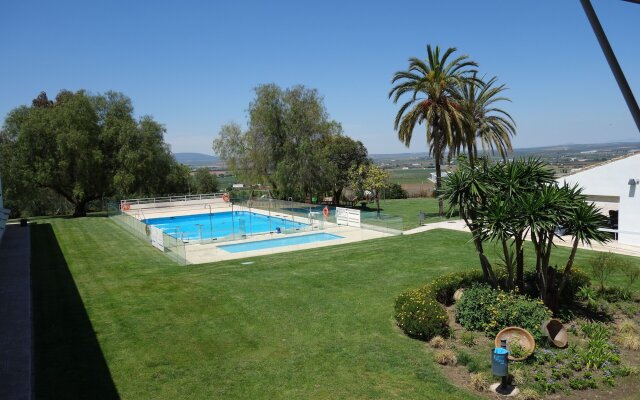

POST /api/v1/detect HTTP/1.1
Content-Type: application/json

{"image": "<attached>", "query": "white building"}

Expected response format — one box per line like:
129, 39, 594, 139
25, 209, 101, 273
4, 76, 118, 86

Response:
428, 171, 449, 183
557, 153, 640, 246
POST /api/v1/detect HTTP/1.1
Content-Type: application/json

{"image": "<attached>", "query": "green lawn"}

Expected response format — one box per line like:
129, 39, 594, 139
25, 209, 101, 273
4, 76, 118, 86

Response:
387, 168, 434, 185
375, 198, 456, 230
31, 217, 640, 399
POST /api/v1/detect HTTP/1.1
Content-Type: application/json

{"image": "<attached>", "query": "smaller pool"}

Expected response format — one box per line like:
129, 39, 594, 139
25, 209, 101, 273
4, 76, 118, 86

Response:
219, 233, 343, 253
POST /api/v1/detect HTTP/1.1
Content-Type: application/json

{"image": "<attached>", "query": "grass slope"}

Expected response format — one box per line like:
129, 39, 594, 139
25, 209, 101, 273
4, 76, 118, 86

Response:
32, 217, 640, 399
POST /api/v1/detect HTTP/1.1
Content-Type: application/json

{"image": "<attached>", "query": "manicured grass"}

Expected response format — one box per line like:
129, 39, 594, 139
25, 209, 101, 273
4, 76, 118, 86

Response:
31, 217, 640, 399
387, 168, 434, 185
375, 198, 456, 230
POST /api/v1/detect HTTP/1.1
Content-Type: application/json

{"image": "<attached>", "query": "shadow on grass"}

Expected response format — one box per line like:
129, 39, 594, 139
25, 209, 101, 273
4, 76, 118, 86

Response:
31, 223, 120, 399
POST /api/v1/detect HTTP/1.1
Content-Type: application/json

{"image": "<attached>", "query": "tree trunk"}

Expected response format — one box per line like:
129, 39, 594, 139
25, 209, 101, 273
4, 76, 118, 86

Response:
435, 157, 444, 217
502, 239, 514, 291
333, 187, 343, 206
515, 234, 525, 291
73, 200, 87, 217
557, 237, 580, 297
467, 141, 475, 168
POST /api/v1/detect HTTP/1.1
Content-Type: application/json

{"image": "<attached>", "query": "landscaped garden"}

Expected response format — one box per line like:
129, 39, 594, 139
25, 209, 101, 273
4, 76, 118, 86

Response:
392, 157, 640, 399
32, 215, 640, 399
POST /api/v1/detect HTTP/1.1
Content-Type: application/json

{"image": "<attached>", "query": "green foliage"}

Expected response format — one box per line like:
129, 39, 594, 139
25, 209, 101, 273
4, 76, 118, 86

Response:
384, 182, 408, 199
389, 45, 479, 217
456, 285, 552, 341
192, 168, 219, 194
212, 84, 353, 201
394, 285, 450, 341
598, 286, 633, 303
590, 252, 626, 291
349, 163, 390, 214
459, 331, 476, 347
442, 156, 609, 311
429, 269, 484, 305
568, 373, 598, 390
509, 338, 527, 358
578, 323, 620, 370
0, 90, 186, 217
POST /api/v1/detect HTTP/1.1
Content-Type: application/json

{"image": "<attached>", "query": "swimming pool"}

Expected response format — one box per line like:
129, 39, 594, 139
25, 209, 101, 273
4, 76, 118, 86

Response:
144, 211, 308, 241
219, 233, 343, 253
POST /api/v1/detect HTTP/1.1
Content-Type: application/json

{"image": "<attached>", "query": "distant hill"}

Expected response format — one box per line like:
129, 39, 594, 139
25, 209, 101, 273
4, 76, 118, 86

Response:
371, 141, 640, 161
173, 153, 221, 167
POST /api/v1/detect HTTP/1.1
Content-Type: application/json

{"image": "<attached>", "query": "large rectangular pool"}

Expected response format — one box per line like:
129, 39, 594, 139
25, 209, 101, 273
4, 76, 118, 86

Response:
219, 233, 343, 253
144, 211, 308, 241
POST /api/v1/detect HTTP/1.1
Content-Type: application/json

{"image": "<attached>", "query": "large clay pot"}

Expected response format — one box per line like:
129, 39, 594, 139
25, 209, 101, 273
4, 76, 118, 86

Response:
541, 319, 568, 348
494, 327, 536, 361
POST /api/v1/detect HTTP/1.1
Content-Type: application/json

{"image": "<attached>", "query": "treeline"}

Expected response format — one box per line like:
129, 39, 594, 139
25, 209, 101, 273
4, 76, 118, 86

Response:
0, 90, 192, 217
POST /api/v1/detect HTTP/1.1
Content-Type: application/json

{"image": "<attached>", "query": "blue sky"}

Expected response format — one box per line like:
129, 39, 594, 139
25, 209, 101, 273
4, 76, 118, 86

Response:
1, 0, 639, 155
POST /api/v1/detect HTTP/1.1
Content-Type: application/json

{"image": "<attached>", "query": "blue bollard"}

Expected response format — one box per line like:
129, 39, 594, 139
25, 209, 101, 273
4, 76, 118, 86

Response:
492, 347, 509, 376
491, 338, 516, 395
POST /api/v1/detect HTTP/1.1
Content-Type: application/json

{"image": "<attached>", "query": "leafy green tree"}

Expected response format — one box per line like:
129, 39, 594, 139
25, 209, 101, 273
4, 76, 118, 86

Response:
192, 168, 219, 194
459, 74, 516, 167
349, 163, 389, 215
321, 135, 369, 204
390, 45, 477, 216
213, 84, 349, 201
0, 90, 187, 217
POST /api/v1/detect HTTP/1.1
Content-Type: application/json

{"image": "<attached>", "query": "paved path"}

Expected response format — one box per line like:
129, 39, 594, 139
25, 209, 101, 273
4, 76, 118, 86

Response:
405, 219, 640, 258
0, 224, 32, 400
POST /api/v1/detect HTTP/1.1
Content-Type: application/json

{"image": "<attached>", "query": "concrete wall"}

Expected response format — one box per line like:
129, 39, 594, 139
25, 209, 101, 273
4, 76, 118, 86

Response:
619, 180, 640, 246
558, 153, 640, 247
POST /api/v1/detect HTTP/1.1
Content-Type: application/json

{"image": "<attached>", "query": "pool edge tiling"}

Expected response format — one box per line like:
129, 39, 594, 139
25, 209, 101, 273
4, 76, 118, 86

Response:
219, 233, 343, 253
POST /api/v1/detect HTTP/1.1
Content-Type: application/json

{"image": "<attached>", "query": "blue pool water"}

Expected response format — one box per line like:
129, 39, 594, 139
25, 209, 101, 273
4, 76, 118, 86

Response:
144, 211, 307, 240
219, 233, 343, 253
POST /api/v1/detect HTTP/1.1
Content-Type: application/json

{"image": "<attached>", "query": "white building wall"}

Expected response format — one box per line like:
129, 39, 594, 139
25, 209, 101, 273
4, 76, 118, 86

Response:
558, 154, 640, 196
558, 153, 640, 247
619, 180, 640, 246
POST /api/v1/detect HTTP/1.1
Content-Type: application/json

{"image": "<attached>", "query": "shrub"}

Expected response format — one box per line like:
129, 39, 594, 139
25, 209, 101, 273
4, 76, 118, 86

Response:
599, 286, 633, 303
430, 269, 485, 306
617, 319, 638, 334
456, 350, 472, 366
560, 267, 592, 304
384, 182, 408, 199
429, 335, 447, 349
510, 366, 526, 386
460, 331, 476, 347
456, 284, 552, 342
615, 332, 640, 351
434, 349, 457, 366
590, 252, 625, 291
469, 372, 490, 392
394, 285, 450, 340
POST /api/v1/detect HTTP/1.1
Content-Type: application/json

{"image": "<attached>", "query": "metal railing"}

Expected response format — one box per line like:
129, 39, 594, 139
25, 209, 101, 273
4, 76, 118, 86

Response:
120, 193, 227, 208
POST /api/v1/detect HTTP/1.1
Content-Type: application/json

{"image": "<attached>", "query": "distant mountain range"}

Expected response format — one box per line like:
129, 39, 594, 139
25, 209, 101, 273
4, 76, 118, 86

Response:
176, 141, 640, 167
174, 152, 220, 167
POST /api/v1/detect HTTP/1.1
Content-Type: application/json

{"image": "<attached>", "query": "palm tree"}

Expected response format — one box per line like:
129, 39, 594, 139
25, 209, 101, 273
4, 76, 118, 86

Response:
389, 45, 477, 216
459, 74, 516, 167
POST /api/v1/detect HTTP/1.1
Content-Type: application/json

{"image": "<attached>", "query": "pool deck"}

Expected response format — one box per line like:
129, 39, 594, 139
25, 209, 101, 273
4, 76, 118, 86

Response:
184, 225, 391, 264
125, 204, 396, 264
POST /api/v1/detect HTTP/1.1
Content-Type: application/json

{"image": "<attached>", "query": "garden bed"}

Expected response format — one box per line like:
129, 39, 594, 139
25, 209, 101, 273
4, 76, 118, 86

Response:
394, 263, 640, 400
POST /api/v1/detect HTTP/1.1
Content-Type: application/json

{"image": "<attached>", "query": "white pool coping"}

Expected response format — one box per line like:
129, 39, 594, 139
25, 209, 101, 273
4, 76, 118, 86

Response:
125, 203, 395, 264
